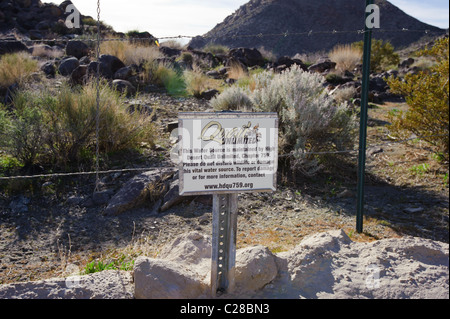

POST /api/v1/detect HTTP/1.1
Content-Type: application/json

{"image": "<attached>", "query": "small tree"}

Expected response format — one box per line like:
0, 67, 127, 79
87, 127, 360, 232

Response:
386, 37, 449, 159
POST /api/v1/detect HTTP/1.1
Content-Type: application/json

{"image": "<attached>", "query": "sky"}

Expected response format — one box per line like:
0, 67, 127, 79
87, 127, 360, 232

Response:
70, 0, 449, 40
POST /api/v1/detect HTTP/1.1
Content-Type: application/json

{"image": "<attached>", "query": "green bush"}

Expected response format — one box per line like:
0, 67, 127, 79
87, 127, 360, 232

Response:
0, 82, 155, 170
142, 62, 186, 96
210, 65, 357, 176
386, 37, 449, 159
353, 39, 400, 72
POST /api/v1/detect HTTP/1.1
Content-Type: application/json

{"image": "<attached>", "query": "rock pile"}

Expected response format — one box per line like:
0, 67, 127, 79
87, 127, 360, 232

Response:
0, 230, 448, 299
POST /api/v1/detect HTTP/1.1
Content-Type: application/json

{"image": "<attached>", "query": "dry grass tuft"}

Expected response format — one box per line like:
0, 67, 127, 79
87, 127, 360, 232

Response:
0, 52, 39, 87
100, 40, 163, 65
329, 44, 362, 73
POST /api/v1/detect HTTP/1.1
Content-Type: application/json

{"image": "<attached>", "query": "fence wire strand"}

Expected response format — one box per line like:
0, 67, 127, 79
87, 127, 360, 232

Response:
0, 134, 446, 181
0, 28, 445, 44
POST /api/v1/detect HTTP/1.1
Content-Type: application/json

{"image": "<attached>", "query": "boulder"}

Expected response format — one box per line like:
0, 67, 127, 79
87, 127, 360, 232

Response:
0, 40, 29, 56
197, 89, 219, 100
134, 257, 209, 299
228, 47, 264, 67
399, 57, 415, 69
99, 54, 126, 75
66, 41, 89, 59
308, 58, 336, 73
112, 79, 136, 96
369, 76, 389, 92
159, 46, 181, 58
41, 61, 56, 78
160, 178, 184, 212
274, 56, 308, 72
158, 231, 212, 266
70, 65, 87, 85
113, 66, 133, 80
104, 168, 176, 216
89, 55, 126, 79
0, 270, 134, 299
58, 57, 79, 76
235, 246, 278, 293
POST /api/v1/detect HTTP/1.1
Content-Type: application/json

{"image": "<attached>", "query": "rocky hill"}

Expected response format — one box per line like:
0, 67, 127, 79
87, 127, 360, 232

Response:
189, 0, 446, 56
0, 0, 117, 40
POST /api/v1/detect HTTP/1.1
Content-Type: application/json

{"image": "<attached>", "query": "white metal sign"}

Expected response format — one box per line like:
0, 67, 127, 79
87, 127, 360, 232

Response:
178, 112, 278, 196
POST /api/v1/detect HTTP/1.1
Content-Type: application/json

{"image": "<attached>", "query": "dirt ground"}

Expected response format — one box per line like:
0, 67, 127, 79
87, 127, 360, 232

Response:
0, 93, 448, 285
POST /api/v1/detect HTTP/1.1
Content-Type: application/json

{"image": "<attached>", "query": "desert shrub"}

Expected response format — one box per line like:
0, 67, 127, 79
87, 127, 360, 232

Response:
353, 39, 400, 72
251, 66, 356, 161
0, 82, 155, 169
203, 44, 229, 55
100, 40, 163, 65
227, 61, 248, 80
211, 65, 357, 175
329, 44, 362, 73
333, 87, 358, 104
210, 86, 253, 111
0, 52, 38, 87
183, 68, 221, 97
123, 45, 163, 65
386, 37, 449, 159
0, 95, 45, 167
142, 62, 186, 96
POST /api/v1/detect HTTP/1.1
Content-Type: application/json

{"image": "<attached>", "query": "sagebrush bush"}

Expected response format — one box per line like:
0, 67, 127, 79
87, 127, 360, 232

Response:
252, 66, 356, 157
210, 86, 253, 111
387, 37, 449, 159
211, 65, 357, 175
0, 52, 38, 87
0, 82, 155, 169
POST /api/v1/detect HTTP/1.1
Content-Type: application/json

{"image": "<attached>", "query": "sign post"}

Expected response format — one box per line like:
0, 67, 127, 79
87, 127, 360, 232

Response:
178, 112, 278, 296
357, 0, 376, 233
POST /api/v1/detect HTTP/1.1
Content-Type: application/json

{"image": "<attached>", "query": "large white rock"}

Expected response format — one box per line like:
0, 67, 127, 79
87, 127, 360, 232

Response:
235, 246, 278, 293
0, 270, 134, 299
133, 257, 209, 299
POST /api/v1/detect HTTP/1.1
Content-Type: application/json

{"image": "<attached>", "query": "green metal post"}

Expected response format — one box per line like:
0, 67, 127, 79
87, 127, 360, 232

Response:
356, 0, 374, 233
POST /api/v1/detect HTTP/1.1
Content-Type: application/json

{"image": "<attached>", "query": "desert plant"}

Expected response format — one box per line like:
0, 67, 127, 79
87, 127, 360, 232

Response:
386, 37, 449, 159
0, 82, 155, 169
333, 86, 357, 104
203, 44, 229, 55
210, 86, 253, 111
183, 67, 221, 97
353, 39, 400, 72
211, 65, 357, 175
142, 61, 186, 96
0, 52, 38, 87
100, 39, 163, 66
251, 66, 356, 160
329, 44, 362, 73
227, 61, 248, 80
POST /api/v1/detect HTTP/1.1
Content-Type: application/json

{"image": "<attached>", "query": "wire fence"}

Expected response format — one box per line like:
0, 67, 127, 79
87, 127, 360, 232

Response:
0, 134, 446, 181
0, 24, 448, 183
0, 27, 445, 44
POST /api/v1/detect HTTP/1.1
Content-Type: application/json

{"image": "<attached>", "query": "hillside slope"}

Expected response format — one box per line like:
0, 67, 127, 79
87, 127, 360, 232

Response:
189, 0, 446, 56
